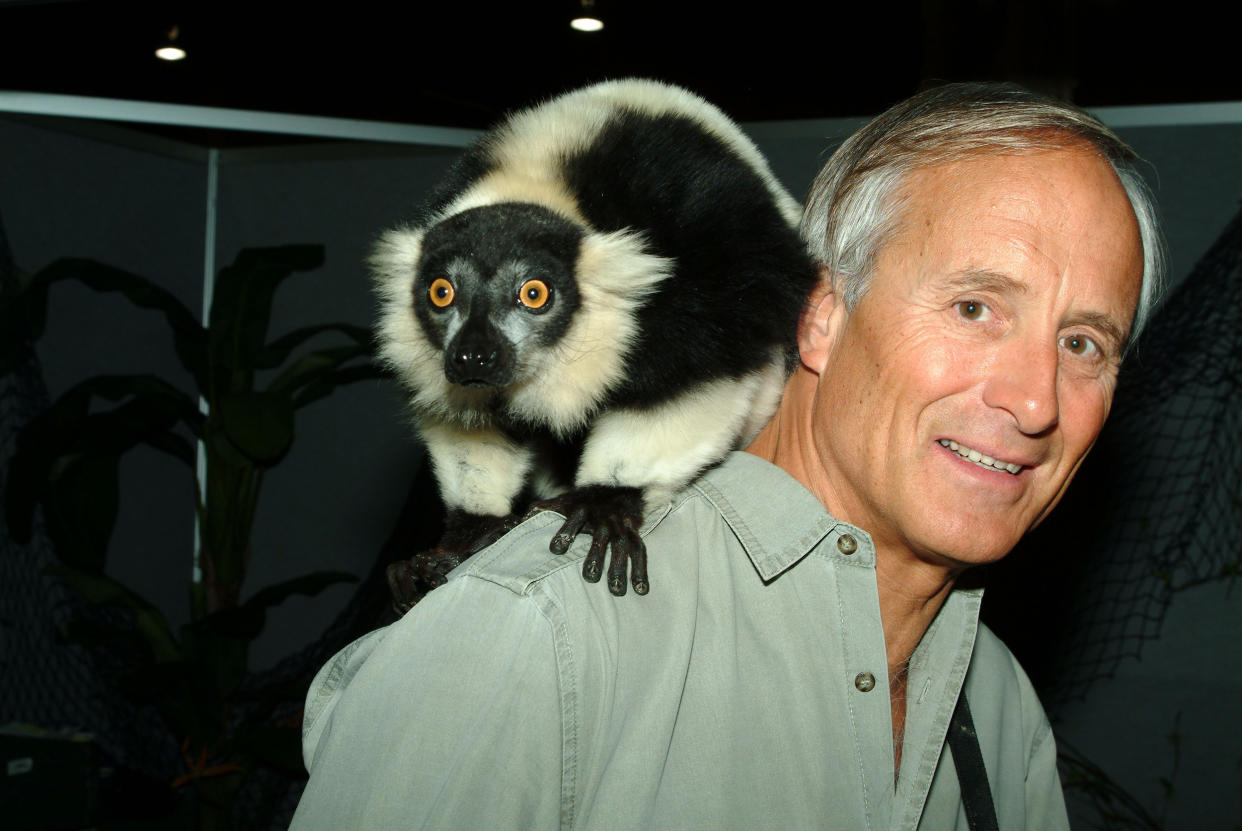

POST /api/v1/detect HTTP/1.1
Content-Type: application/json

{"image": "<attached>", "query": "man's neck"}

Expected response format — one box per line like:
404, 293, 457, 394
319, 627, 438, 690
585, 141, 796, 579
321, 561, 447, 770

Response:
876, 549, 958, 673
876, 548, 959, 783
747, 369, 961, 673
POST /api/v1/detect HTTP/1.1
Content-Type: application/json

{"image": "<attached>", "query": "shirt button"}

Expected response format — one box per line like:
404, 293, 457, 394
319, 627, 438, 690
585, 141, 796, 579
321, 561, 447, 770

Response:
854, 672, 876, 692
837, 534, 858, 555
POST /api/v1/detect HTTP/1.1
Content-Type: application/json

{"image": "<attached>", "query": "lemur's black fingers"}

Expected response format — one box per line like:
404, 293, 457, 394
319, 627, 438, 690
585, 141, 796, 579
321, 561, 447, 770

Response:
468, 522, 512, 554
551, 509, 588, 555
583, 527, 609, 583
386, 549, 462, 615
387, 559, 421, 616
628, 533, 650, 596
607, 532, 630, 596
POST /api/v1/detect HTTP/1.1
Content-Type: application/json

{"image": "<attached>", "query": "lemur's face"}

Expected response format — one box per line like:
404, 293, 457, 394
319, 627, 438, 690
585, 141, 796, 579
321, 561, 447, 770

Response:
414, 203, 583, 388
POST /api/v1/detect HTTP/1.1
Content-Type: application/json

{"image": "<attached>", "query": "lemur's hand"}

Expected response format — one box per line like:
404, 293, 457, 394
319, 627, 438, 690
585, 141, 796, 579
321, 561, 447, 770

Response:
540, 485, 648, 597
386, 511, 532, 615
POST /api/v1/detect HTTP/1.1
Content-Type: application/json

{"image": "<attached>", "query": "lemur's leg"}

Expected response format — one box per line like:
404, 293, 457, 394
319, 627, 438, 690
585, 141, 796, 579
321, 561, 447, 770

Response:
547, 358, 787, 596
388, 418, 534, 613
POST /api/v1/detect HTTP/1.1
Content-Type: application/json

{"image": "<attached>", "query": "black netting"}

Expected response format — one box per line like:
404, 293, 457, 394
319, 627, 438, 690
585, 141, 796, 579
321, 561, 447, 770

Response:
985, 203, 1242, 712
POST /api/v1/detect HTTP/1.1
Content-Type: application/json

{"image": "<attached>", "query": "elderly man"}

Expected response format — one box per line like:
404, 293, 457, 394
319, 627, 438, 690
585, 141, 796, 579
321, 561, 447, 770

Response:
291, 83, 1162, 830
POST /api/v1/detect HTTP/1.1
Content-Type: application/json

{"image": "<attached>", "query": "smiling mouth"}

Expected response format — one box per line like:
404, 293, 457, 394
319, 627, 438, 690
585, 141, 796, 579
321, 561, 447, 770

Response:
938, 439, 1023, 475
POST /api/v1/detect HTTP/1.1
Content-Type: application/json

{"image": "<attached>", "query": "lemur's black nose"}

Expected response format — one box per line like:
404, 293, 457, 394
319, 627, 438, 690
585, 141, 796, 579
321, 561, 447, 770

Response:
445, 324, 512, 388
453, 345, 498, 370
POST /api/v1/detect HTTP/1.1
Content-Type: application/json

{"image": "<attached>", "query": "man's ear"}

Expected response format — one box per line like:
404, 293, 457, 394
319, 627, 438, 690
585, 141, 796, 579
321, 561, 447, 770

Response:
798, 268, 847, 374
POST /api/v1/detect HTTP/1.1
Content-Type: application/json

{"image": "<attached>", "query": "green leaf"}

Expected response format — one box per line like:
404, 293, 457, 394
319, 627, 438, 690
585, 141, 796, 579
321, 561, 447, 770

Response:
23, 258, 208, 384
33, 374, 201, 442
291, 363, 386, 410
217, 390, 295, 466
208, 245, 324, 371
203, 421, 256, 472
142, 429, 200, 468
253, 322, 373, 370
264, 343, 384, 410
194, 570, 356, 642
42, 452, 120, 572
243, 569, 357, 612
47, 564, 183, 663
4, 375, 201, 567
0, 268, 37, 378
266, 344, 365, 393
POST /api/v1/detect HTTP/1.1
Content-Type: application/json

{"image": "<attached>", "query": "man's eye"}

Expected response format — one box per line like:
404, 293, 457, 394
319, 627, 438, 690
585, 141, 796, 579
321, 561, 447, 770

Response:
956, 300, 987, 320
1060, 334, 1100, 357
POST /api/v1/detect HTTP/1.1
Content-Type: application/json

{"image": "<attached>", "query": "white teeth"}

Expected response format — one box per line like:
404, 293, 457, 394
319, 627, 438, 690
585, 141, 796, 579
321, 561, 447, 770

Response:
938, 439, 1022, 475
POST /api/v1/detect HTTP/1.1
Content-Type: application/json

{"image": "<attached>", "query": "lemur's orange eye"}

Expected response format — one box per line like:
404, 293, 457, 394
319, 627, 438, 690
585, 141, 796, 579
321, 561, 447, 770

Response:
518, 279, 549, 309
429, 278, 455, 308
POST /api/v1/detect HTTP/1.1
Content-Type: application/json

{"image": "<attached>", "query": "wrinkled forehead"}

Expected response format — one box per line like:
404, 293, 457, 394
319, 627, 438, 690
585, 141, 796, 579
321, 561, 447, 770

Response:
887, 147, 1144, 317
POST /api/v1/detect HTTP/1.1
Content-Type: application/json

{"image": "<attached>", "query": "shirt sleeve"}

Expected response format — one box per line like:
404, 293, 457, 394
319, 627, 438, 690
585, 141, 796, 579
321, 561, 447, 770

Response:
290, 576, 565, 830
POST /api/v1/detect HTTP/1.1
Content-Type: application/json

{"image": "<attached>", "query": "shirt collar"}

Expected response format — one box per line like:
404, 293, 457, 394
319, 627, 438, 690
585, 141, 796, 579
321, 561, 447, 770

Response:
691, 451, 868, 582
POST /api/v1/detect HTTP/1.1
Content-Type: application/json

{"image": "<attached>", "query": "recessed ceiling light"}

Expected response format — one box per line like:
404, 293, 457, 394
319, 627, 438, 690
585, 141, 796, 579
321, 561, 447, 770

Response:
155, 25, 186, 61
570, 16, 603, 32
571, 0, 603, 32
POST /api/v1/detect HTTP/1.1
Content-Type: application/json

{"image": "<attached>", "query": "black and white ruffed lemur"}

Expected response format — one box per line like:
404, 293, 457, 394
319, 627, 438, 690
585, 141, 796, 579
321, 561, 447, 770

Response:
373, 78, 820, 606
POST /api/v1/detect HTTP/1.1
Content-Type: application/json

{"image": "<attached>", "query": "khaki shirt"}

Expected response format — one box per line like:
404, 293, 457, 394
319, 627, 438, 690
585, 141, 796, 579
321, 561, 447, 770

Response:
293, 452, 1068, 830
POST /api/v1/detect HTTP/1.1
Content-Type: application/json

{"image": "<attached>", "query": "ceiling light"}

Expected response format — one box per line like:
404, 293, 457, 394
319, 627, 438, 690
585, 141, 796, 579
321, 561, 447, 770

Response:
155, 25, 186, 61
571, 0, 603, 32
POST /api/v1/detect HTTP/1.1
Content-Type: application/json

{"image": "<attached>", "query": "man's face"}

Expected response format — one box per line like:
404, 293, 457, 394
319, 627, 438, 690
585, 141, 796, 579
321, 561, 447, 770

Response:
802, 145, 1144, 569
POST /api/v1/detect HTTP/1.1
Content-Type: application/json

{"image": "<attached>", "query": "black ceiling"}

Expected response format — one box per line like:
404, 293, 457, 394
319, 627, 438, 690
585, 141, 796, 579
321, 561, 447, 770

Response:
1, 0, 1236, 135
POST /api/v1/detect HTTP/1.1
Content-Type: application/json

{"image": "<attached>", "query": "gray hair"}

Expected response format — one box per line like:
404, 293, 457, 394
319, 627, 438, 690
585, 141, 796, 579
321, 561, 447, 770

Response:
800, 82, 1166, 348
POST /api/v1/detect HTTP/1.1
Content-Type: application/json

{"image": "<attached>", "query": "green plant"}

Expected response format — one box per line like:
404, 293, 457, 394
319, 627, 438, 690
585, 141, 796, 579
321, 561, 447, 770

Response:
2, 246, 381, 828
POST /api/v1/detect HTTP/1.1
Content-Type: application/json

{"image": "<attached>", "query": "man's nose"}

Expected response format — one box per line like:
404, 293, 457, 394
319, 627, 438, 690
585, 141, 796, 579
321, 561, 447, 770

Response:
982, 337, 1060, 435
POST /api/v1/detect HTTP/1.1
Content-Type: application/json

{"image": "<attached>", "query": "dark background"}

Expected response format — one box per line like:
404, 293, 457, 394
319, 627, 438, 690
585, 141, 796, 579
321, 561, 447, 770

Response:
1, 0, 1239, 132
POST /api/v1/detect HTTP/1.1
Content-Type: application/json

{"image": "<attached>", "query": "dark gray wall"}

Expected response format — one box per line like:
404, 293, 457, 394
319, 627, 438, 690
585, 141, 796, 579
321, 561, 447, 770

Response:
0, 117, 204, 636
1120, 122, 1242, 291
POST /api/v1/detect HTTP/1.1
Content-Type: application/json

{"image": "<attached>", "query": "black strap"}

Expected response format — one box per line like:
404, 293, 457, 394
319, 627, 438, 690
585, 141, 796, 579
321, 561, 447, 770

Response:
947, 690, 1000, 831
